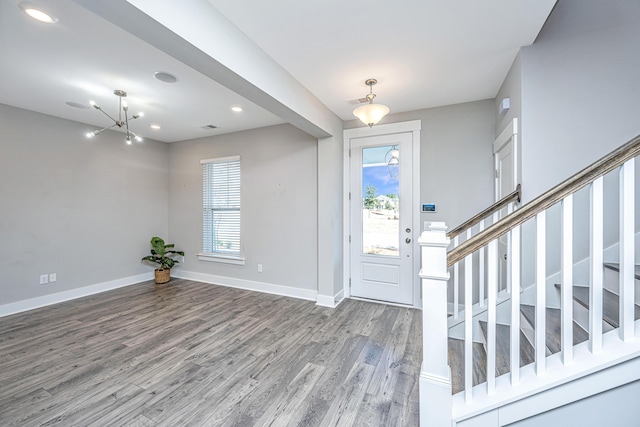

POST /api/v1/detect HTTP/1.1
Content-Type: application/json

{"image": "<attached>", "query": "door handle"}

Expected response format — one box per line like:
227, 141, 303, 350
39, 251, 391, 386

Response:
406, 237, 411, 244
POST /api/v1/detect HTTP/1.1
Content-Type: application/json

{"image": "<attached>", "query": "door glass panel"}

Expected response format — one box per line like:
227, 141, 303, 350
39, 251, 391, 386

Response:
361, 145, 399, 257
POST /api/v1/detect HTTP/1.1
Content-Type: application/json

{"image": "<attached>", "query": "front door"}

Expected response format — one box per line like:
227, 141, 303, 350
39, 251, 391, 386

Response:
350, 132, 413, 305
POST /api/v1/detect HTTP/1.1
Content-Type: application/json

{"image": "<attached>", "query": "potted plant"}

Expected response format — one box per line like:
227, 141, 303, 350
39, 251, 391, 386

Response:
141, 236, 185, 284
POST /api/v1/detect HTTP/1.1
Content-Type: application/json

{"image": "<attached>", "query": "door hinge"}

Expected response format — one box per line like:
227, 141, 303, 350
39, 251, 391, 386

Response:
349, 278, 352, 287
349, 235, 351, 243
349, 192, 351, 201
495, 169, 500, 178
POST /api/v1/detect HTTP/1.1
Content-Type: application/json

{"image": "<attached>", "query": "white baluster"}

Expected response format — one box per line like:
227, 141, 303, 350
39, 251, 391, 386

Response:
590, 177, 603, 354
487, 237, 498, 394
536, 211, 546, 376
561, 194, 574, 365
619, 160, 635, 342
510, 225, 521, 385
464, 229, 473, 402
479, 219, 486, 308
454, 235, 460, 320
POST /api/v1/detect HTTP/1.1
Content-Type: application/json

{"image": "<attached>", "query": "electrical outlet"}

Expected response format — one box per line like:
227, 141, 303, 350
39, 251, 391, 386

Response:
257, 264, 263, 273
39, 274, 49, 285
49, 273, 57, 282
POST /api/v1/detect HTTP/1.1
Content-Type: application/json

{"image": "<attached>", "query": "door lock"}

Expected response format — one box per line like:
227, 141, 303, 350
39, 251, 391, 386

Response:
406, 237, 411, 244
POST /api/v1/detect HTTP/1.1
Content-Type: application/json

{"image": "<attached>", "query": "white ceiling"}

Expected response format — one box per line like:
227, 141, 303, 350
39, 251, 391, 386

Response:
0, 0, 556, 143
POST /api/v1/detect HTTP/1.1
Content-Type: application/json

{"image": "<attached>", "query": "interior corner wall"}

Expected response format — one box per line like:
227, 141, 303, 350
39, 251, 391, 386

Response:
168, 124, 318, 294
519, 0, 640, 204
495, 52, 522, 138
0, 103, 169, 307
317, 133, 344, 300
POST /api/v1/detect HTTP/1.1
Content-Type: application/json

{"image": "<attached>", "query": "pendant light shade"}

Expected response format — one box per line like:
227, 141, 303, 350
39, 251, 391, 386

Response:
353, 103, 390, 127
353, 79, 390, 127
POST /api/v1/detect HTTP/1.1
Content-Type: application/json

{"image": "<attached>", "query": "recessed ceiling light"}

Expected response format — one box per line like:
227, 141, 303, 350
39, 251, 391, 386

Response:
154, 71, 177, 83
150, 124, 161, 130
19, 2, 57, 23
231, 106, 243, 112
66, 101, 90, 109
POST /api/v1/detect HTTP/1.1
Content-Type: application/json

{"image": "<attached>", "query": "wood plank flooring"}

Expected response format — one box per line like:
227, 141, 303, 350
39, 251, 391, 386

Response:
0, 280, 422, 426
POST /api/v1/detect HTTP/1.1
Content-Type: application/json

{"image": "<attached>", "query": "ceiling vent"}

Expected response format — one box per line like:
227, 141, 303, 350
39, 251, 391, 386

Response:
202, 124, 218, 130
346, 97, 369, 105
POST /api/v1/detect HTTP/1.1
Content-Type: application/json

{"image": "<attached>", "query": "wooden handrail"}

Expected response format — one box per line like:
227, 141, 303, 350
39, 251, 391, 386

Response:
448, 134, 640, 267
448, 184, 521, 239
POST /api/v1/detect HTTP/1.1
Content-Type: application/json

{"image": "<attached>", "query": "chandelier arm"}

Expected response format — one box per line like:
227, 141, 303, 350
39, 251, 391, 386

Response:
91, 123, 119, 135
95, 107, 119, 125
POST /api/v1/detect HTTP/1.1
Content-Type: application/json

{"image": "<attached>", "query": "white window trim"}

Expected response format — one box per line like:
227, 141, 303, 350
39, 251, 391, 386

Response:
197, 252, 245, 265
201, 155, 242, 264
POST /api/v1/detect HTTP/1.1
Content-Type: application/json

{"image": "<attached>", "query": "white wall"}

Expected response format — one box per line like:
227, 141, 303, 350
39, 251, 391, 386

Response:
508, 380, 640, 427
0, 103, 169, 307
168, 124, 318, 294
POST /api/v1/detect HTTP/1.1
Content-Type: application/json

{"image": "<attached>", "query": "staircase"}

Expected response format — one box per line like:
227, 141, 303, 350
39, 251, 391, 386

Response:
417, 136, 640, 426
448, 263, 640, 395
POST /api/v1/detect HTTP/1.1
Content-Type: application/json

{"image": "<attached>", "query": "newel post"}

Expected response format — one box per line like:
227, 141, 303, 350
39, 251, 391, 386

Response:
419, 221, 452, 426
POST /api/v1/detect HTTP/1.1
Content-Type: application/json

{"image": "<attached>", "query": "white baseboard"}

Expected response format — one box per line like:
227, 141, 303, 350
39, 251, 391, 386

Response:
316, 289, 345, 308
0, 272, 153, 318
173, 270, 317, 302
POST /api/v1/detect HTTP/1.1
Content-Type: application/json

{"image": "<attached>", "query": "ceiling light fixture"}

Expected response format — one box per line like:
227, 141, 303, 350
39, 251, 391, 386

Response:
19, 2, 57, 23
353, 78, 389, 127
150, 124, 161, 130
85, 90, 144, 145
231, 106, 243, 112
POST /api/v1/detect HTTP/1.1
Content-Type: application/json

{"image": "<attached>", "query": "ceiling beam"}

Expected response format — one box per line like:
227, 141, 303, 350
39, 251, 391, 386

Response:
73, 0, 342, 139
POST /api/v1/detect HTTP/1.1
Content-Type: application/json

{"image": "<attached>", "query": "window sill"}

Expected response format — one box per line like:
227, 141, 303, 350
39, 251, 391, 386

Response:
197, 253, 245, 265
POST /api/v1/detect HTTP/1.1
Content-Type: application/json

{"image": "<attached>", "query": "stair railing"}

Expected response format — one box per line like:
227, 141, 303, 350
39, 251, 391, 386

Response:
448, 184, 521, 320
419, 134, 640, 426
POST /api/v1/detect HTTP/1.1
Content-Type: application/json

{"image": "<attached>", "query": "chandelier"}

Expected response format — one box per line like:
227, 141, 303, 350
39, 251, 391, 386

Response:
353, 79, 390, 127
86, 90, 143, 144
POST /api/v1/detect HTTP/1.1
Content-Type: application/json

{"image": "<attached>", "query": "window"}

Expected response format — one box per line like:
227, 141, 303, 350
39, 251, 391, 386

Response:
199, 156, 243, 264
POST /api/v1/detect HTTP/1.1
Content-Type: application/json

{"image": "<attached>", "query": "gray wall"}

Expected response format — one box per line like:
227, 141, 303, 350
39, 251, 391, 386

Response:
503, 0, 640, 290
520, 0, 640, 203
0, 103, 169, 305
495, 52, 522, 140
347, 99, 496, 231
168, 124, 318, 293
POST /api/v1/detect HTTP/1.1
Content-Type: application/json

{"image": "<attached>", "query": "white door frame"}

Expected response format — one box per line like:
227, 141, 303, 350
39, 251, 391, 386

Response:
343, 120, 422, 308
493, 117, 519, 202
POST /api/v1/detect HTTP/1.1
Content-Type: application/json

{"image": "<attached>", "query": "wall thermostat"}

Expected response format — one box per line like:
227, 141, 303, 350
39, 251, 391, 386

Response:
422, 203, 436, 212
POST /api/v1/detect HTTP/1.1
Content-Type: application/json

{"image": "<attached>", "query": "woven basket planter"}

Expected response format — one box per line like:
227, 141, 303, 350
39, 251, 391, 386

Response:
154, 268, 171, 284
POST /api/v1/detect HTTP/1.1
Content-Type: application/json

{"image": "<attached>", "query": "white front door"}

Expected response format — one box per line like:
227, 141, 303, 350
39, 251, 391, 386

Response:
349, 132, 413, 305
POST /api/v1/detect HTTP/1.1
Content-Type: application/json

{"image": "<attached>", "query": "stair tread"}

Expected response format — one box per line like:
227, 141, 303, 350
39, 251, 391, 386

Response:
520, 305, 553, 355
448, 337, 487, 394
571, 285, 640, 328
479, 321, 535, 375
603, 262, 640, 280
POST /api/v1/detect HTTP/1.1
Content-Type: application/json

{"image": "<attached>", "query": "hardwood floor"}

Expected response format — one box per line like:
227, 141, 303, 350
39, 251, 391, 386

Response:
0, 279, 421, 426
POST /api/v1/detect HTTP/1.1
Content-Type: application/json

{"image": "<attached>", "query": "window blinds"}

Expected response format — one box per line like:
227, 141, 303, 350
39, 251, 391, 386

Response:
201, 156, 240, 255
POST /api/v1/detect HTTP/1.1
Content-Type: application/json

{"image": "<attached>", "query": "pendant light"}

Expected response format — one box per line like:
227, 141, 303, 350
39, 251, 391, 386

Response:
353, 79, 390, 127
86, 90, 144, 144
